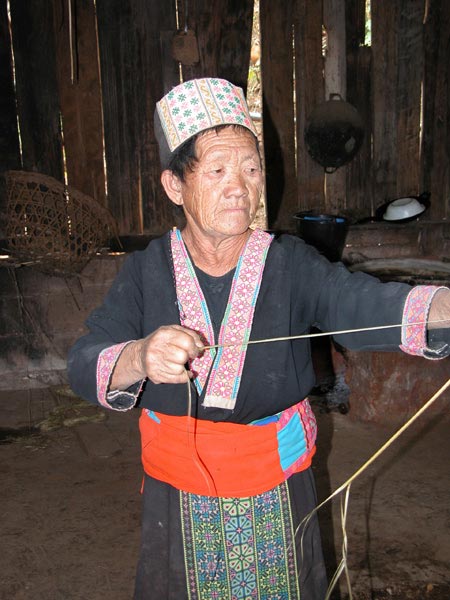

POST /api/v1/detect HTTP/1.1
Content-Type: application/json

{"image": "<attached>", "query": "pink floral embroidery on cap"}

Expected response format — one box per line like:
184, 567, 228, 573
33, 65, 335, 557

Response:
157, 78, 258, 152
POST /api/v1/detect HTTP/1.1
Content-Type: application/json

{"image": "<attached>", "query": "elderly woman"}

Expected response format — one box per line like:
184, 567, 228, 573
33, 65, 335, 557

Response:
68, 78, 450, 600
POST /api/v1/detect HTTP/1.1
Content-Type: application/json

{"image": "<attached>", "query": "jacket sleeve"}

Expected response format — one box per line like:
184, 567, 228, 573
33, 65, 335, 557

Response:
67, 252, 146, 408
291, 239, 449, 357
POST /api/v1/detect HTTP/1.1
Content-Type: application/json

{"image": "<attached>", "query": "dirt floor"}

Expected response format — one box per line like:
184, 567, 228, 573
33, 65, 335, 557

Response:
1, 385, 449, 600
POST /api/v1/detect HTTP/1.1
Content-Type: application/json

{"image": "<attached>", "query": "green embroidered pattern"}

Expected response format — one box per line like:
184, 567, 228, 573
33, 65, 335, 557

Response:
180, 482, 300, 599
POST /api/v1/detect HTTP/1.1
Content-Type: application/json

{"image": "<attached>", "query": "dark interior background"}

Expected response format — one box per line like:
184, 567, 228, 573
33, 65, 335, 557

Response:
1, 0, 449, 237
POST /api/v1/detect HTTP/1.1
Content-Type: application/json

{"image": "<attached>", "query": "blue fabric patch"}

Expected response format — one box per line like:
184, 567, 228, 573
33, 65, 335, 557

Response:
250, 414, 279, 426
145, 410, 161, 423
277, 413, 307, 471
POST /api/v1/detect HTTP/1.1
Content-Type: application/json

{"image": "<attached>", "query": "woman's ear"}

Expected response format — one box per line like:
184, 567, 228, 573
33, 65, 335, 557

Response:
161, 170, 183, 206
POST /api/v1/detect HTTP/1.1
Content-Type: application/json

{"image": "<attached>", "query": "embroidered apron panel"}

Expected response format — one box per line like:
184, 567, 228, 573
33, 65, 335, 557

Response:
180, 481, 300, 600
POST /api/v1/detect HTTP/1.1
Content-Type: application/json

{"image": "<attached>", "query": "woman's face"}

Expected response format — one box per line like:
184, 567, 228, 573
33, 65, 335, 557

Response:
176, 127, 263, 242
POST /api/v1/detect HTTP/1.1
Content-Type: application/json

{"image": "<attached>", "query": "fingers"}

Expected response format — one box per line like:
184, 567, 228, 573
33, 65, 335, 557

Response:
150, 325, 204, 355
168, 325, 204, 359
142, 325, 205, 385
151, 362, 190, 385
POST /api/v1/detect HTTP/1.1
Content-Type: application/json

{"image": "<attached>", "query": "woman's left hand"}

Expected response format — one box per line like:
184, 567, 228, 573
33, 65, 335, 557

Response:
428, 289, 450, 329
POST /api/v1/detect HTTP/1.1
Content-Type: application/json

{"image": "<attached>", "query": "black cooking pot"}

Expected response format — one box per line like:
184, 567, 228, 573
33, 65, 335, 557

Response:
304, 94, 365, 173
293, 211, 349, 262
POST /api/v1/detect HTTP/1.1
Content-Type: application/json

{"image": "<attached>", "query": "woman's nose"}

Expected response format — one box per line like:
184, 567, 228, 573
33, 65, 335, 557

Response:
223, 171, 248, 197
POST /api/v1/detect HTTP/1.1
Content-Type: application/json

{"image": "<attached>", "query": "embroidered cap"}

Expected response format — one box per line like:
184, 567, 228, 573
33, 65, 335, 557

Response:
155, 78, 257, 168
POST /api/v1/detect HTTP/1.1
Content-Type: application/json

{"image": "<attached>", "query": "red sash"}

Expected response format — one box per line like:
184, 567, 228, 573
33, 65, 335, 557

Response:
139, 402, 316, 498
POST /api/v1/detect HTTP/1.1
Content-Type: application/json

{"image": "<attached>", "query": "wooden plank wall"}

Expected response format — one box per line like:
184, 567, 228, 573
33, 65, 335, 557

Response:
0, 0, 20, 238
0, 0, 254, 237
422, 0, 450, 220
95, 0, 179, 234
261, 0, 450, 228
345, 0, 372, 218
294, 0, 325, 215
0, 2, 20, 172
9, 0, 63, 180
53, 0, 105, 206
180, 0, 254, 92
1, 0, 450, 239
260, 0, 297, 227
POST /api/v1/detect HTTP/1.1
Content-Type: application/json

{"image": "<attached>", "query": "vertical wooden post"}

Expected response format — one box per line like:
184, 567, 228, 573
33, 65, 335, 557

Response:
294, 0, 325, 213
180, 0, 254, 92
53, 0, 106, 205
323, 0, 347, 213
422, 0, 450, 220
217, 0, 254, 91
9, 0, 63, 179
0, 0, 21, 238
395, 0, 423, 198
96, 0, 178, 235
371, 1, 399, 204
0, 0, 20, 172
323, 0, 346, 100
260, 0, 297, 230
0, 0, 21, 240
346, 0, 373, 217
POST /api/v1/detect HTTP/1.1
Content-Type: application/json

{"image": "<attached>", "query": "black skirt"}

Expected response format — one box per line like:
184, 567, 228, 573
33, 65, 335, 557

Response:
134, 467, 328, 599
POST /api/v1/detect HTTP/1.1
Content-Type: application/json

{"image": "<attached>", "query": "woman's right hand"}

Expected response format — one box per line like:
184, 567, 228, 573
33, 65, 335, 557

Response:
110, 325, 204, 390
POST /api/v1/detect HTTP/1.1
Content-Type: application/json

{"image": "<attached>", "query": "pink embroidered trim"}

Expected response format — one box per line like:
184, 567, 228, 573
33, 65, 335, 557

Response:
171, 230, 217, 389
97, 342, 133, 408
299, 399, 318, 449
171, 228, 273, 410
400, 286, 446, 357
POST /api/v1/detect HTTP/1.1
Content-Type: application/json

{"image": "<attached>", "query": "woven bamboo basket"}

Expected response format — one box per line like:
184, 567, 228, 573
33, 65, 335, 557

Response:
5, 170, 118, 275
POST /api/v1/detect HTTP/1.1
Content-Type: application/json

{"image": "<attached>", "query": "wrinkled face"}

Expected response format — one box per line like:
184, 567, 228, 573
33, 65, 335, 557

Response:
178, 127, 263, 241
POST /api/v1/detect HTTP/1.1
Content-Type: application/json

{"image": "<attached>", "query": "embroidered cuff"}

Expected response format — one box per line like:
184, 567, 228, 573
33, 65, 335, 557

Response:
97, 342, 145, 411
400, 286, 448, 359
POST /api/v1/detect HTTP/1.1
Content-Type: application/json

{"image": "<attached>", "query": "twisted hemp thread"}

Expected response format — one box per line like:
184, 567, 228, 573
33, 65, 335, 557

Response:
185, 318, 449, 595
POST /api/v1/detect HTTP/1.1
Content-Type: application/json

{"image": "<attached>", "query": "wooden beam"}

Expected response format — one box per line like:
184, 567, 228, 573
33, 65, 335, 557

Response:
345, 46, 372, 218
345, 0, 366, 50
0, 0, 20, 173
323, 0, 347, 213
217, 0, 254, 92
422, 0, 450, 220
346, 0, 373, 218
53, 0, 106, 205
0, 0, 21, 238
323, 0, 346, 100
180, 0, 254, 93
96, 0, 178, 235
261, 0, 296, 229
180, 0, 223, 80
294, 0, 325, 213
395, 0, 423, 198
140, 0, 180, 233
9, 0, 63, 179
371, 1, 399, 204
